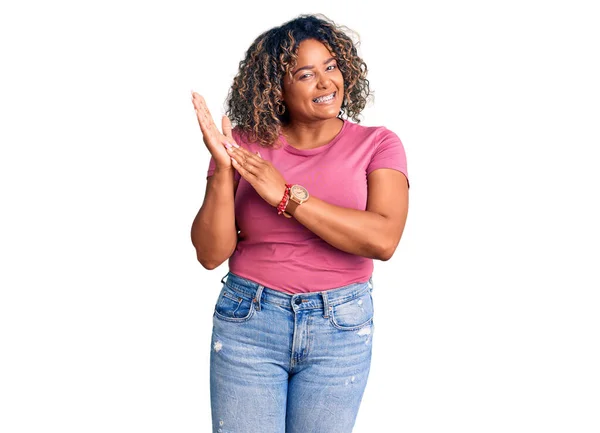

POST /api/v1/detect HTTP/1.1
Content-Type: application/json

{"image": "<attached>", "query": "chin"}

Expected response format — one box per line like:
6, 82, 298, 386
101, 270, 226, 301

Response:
322, 106, 343, 119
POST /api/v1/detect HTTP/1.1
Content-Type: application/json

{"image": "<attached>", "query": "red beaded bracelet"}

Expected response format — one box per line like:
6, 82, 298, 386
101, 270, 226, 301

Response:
277, 184, 293, 215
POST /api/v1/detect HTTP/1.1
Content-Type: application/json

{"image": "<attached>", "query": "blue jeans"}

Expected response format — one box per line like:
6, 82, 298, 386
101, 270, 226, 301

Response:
210, 272, 375, 433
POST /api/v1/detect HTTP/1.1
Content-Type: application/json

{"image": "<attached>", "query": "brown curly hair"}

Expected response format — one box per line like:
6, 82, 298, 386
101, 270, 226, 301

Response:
225, 14, 371, 147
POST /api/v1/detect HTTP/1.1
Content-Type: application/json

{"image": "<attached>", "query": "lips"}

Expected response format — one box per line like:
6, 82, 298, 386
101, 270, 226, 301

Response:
313, 91, 336, 103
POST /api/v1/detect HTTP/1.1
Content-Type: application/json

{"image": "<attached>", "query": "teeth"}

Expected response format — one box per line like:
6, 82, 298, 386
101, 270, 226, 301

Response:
314, 92, 335, 103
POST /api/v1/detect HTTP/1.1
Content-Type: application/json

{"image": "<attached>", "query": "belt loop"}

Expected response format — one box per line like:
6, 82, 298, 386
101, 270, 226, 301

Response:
254, 285, 264, 311
322, 291, 329, 318
220, 273, 229, 285
368, 276, 374, 291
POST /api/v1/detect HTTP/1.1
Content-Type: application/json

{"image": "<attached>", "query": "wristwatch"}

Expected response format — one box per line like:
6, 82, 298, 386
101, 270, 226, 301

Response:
283, 184, 309, 218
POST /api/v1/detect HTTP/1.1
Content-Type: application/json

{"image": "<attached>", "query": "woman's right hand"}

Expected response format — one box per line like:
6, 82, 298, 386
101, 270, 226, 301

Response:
191, 91, 235, 170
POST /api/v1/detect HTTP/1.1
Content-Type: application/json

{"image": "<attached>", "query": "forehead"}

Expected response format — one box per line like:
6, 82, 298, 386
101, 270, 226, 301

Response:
294, 39, 335, 64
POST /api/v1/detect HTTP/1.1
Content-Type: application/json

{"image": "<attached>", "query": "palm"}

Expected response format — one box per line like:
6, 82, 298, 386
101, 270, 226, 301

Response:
192, 92, 234, 169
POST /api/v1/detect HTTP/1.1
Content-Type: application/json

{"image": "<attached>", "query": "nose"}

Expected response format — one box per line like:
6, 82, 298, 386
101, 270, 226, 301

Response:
317, 74, 331, 89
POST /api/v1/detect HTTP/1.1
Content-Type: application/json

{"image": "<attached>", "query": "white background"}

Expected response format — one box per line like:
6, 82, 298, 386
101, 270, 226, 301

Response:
1, 0, 599, 432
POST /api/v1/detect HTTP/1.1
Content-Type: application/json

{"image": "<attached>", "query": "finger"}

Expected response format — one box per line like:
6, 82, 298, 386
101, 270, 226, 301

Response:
227, 147, 265, 168
192, 94, 217, 129
191, 92, 206, 112
192, 94, 209, 126
222, 116, 236, 145
228, 151, 262, 176
193, 95, 221, 139
201, 108, 218, 134
231, 156, 255, 180
230, 145, 264, 162
195, 106, 216, 140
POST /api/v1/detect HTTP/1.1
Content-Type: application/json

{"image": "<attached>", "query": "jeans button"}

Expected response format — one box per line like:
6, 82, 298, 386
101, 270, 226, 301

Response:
294, 298, 302, 305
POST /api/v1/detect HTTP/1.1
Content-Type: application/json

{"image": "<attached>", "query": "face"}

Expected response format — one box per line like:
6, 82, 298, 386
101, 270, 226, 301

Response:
281, 38, 345, 123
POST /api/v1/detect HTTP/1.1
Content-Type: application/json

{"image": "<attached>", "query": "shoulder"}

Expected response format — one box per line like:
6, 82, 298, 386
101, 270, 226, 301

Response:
343, 121, 403, 148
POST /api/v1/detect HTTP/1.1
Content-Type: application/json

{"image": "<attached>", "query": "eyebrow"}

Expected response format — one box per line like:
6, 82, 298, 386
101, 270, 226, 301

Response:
292, 57, 336, 76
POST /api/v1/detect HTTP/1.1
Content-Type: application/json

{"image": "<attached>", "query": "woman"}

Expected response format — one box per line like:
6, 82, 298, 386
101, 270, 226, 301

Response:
191, 14, 409, 433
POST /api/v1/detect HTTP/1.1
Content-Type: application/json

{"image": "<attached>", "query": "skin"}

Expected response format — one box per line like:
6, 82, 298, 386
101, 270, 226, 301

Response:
191, 38, 409, 268
190, 94, 238, 267
280, 38, 346, 149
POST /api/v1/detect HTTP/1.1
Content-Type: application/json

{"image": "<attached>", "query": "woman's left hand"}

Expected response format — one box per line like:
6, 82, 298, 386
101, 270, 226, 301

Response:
227, 145, 288, 207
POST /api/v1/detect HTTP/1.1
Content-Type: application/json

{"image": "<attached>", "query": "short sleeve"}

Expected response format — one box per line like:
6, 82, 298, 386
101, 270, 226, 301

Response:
206, 129, 242, 181
367, 127, 409, 188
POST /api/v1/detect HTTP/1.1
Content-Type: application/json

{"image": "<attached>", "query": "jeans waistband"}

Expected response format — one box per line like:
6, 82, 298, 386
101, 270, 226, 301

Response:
220, 272, 373, 316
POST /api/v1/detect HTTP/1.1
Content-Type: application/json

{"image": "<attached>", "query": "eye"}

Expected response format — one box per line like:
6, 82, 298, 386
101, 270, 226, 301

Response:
326, 64, 337, 71
299, 73, 313, 80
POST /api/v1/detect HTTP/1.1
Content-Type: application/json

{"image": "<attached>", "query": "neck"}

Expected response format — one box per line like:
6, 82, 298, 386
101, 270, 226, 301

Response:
282, 118, 344, 150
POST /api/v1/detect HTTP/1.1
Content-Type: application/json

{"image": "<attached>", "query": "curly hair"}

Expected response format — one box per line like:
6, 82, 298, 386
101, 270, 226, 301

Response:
225, 14, 371, 147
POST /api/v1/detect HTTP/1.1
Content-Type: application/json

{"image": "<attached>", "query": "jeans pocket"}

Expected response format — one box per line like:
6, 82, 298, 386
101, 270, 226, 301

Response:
329, 289, 374, 331
213, 285, 256, 323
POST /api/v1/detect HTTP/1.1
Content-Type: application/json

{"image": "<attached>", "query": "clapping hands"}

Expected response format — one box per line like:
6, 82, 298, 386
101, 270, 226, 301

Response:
192, 91, 288, 208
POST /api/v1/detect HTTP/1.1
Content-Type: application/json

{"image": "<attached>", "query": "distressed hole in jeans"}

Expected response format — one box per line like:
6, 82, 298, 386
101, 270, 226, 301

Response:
357, 326, 371, 336
357, 325, 372, 344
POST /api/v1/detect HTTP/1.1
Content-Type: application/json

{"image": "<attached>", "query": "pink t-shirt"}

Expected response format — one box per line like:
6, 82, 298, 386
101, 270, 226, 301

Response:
207, 120, 408, 294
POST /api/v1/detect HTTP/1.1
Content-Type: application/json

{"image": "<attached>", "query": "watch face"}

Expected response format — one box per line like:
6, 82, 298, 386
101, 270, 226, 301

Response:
290, 185, 309, 201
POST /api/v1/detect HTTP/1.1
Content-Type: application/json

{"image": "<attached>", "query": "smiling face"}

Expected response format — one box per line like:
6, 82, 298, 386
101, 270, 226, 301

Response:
281, 38, 345, 124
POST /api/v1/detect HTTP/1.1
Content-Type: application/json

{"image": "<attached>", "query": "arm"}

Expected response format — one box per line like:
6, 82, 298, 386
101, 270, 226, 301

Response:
226, 143, 409, 261
190, 169, 239, 269
286, 168, 409, 260
190, 92, 241, 269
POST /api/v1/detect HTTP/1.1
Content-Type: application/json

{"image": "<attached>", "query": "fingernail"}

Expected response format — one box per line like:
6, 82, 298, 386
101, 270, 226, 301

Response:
225, 143, 232, 149
232, 143, 240, 148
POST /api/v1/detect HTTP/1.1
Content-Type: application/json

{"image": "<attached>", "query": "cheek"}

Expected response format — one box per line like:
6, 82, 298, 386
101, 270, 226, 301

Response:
288, 87, 314, 107
290, 89, 314, 107
332, 76, 345, 94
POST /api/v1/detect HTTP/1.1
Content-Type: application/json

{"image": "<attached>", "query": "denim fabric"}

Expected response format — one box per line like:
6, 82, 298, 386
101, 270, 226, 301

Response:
210, 272, 375, 433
